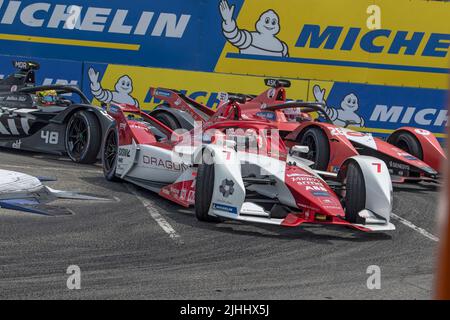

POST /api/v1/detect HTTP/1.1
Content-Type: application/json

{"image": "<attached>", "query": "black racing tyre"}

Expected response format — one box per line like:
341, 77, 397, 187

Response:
388, 131, 423, 160
65, 110, 101, 164
195, 161, 222, 223
343, 161, 366, 223
153, 111, 181, 130
298, 127, 330, 171
102, 126, 121, 182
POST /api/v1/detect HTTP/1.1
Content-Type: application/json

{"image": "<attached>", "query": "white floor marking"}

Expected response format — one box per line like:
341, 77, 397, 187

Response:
125, 184, 183, 245
391, 213, 439, 242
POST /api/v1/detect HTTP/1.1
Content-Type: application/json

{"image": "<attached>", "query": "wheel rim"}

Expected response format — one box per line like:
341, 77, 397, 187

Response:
68, 116, 89, 158
104, 131, 117, 172
303, 134, 317, 162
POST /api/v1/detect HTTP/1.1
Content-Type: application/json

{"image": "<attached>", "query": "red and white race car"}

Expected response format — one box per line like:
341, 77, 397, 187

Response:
103, 103, 395, 232
148, 81, 445, 183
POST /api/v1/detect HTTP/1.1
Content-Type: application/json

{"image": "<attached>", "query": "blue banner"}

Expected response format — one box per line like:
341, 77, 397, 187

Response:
0, 0, 244, 71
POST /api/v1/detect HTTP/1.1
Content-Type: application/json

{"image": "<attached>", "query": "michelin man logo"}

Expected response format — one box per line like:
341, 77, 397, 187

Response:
88, 67, 139, 107
313, 85, 365, 127
219, 0, 289, 57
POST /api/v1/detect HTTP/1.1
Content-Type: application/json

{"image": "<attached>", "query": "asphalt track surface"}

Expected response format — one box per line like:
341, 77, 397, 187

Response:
0, 148, 441, 300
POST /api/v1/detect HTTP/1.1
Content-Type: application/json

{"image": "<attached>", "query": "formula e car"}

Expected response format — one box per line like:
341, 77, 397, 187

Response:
102, 102, 395, 232
0, 84, 112, 163
148, 80, 445, 183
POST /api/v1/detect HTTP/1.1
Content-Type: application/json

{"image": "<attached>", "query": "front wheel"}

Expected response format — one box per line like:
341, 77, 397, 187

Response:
298, 127, 330, 171
195, 162, 222, 222
65, 110, 101, 164
342, 161, 366, 223
388, 131, 423, 160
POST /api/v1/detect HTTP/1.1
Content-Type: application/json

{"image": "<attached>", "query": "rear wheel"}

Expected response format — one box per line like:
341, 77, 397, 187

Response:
153, 111, 181, 130
65, 110, 101, 164
195, 160, 222, 222
298, 127, 330, 170
388, 131, 423, 160
342, 161, 366, 223
102, 127, 121, 182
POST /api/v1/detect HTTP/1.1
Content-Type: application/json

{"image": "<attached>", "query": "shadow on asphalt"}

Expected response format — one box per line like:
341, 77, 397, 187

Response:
123, 183, 392, 243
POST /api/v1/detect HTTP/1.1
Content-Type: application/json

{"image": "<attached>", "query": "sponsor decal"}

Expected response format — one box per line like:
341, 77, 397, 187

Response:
331, 166, 340, 173
388, 161, 410, 171
219, 179, 235, 197
142, 156, 188, 171
256, 111, 276, 121
288, 175, 326, 188
414, 128, 431, 136
4, 95, 27, 102
154, 89, 172, 98
109, 105, 120, 114
213, 202, 238, 214
306, 185, 330, 197
310, 190, 330, 197
12, 140, 22, 149
403, 155, 418, 161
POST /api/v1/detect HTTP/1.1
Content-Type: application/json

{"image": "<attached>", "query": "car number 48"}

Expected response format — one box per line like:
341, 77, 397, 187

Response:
41, 130, 59, 145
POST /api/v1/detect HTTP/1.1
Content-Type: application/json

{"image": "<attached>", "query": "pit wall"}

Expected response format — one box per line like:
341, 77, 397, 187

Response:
0, 0, 448, 138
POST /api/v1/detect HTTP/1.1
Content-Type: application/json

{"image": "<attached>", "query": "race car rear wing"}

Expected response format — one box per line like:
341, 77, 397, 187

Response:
151, 87, 215, 118
0, 61, 40, 92
13, 61, 40, 71
264, 101, 332, 123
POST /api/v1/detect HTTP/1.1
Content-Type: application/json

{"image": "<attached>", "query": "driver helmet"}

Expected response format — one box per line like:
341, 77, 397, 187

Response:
37, 90, 58, 106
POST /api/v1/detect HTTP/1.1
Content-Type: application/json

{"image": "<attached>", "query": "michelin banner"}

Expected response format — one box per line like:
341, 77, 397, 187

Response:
81, 62, 309, 110
216, 0, 450, 89
83, 62, 447, 138
309, 81, 448, 138
0, 0, 448, 88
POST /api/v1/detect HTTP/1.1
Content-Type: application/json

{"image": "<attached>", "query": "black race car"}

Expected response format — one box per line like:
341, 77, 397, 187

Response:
0, 62, 112, 163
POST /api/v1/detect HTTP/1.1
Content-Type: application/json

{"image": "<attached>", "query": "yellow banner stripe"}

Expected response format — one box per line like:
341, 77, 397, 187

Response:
348, 126, 447, 139
0, 33, 140, 51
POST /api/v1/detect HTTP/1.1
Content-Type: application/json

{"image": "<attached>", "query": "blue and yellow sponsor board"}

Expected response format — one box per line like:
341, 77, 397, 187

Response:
215, 0, 450, 89
82, 62, 309, 110
0, 0, 244, 72
306, 80, 448, 138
